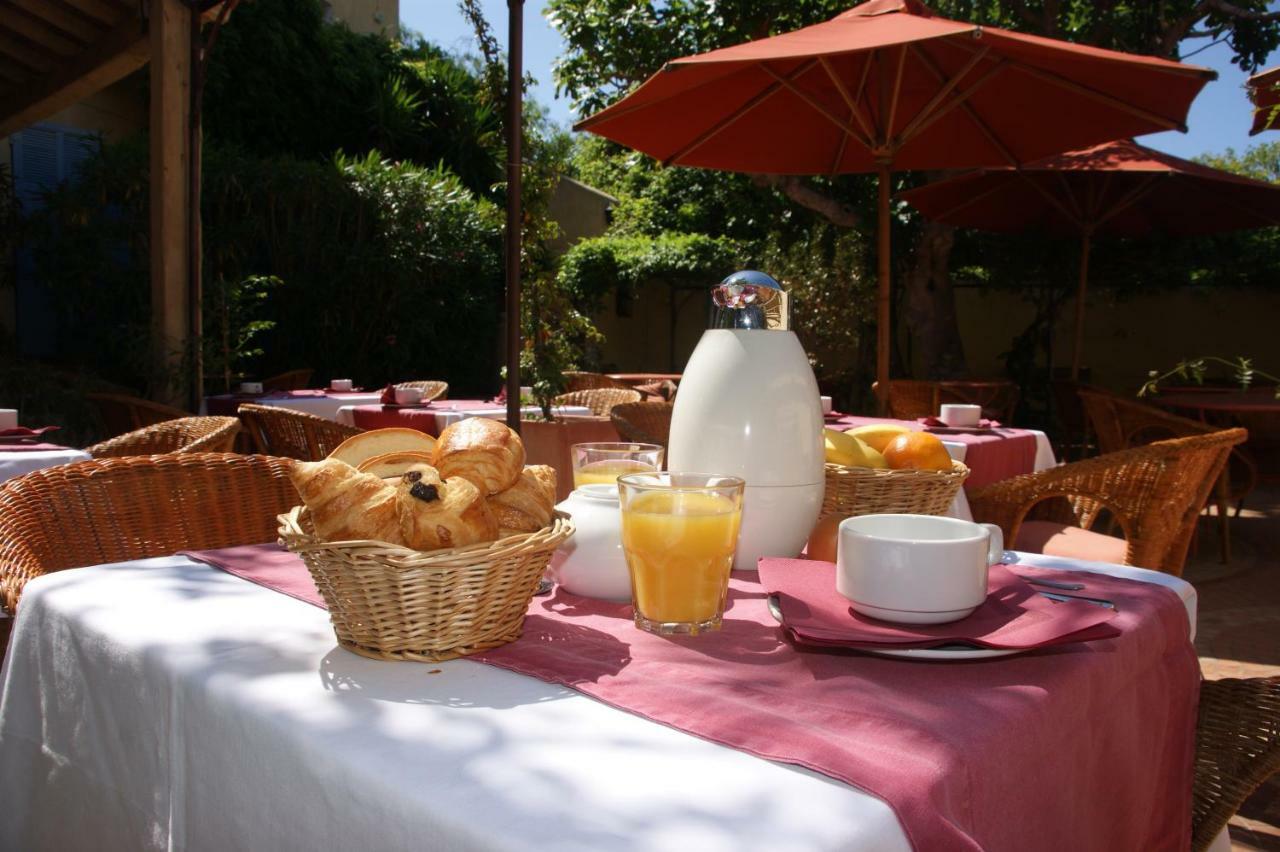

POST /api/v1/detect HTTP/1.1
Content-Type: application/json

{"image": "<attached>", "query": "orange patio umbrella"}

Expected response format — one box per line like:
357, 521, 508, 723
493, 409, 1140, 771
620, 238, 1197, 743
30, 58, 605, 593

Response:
1247, 65, 1280, 135
897, 138, 1280, 379
574, 0, 1214, 405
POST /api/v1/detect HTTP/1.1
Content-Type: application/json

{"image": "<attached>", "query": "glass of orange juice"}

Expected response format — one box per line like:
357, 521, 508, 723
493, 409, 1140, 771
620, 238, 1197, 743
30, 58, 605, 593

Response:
571, 442, 664, 490
618, 472, 745, 635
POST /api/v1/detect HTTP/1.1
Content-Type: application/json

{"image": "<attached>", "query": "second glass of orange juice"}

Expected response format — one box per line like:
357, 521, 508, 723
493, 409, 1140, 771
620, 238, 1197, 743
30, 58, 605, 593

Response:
618, 472, 745, 635
572, 442, 664, 489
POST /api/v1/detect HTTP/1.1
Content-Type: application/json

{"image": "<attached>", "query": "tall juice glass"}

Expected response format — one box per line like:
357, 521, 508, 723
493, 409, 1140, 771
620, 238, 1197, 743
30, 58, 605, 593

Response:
572, 442, 664, 489
618, 472, 745, 635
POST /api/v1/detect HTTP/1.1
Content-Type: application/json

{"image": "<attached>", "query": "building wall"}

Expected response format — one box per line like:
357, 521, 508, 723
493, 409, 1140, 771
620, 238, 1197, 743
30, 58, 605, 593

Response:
324, 0, 399, 35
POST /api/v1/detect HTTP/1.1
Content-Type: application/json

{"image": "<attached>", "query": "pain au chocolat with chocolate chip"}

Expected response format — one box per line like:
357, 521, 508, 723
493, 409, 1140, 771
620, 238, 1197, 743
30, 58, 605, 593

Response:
289, 425, 555, 552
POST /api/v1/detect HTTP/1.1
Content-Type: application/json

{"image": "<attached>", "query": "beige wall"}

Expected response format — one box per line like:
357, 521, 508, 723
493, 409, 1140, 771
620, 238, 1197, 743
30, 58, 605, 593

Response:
548, 177, 615, 254
591, 283, 707, 373
325, 0, 399, 35
949, 285, 1280, 393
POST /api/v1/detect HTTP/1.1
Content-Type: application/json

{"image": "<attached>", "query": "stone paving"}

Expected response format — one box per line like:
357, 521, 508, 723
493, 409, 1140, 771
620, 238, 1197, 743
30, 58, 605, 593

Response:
1184, 486, 1280, 850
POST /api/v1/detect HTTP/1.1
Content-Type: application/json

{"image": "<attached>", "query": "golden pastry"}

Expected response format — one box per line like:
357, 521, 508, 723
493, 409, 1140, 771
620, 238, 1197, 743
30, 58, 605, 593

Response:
487, 465, 557, 534
290, 458, 403, 545
395, 464, 499, 549
432, 418, 524, 496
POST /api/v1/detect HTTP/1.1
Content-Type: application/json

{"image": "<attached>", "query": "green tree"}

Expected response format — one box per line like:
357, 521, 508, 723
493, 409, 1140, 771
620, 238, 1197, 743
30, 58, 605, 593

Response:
546, 0, 1280, 389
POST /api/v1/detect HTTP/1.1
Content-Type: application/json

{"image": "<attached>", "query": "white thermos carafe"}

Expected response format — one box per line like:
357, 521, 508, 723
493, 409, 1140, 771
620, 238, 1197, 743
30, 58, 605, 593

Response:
667, 271, 824, 572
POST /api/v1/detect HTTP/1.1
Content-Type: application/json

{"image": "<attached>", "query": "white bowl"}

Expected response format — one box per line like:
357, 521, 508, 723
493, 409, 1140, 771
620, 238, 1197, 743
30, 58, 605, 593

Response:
394, 387, 424, 405
836, 514, 1003, 624
330, 379, 354, 392
939, 403, 981, 427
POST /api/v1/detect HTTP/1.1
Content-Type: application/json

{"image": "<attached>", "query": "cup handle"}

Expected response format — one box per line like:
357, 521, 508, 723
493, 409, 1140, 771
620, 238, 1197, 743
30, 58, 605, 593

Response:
979, 523, 1005, 565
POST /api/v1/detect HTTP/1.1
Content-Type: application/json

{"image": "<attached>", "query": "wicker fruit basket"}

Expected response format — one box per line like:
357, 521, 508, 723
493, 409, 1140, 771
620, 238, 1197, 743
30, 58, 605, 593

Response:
278, 506, 574, 662
821, 460, 969, 520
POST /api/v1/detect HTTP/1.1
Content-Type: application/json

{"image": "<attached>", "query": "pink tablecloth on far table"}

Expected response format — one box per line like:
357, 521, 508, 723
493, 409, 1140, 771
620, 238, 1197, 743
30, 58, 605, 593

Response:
343, 400, 594, 438
830, 414, 1040, 489
204, 390, 378, 418
185, 543, 1200, 852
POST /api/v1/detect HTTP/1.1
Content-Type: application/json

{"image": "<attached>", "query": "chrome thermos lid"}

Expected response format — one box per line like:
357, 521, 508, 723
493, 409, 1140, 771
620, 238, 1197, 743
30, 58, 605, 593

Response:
710, 270, 789, 331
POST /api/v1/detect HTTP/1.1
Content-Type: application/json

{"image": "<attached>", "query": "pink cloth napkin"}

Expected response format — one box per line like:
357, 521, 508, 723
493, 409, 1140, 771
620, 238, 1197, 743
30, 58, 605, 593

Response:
918, 415, 1002, 429
0, 442, 71, 452
0, 426, 58, 438
183, 543, 1198, 852
759, 559, 1118, 649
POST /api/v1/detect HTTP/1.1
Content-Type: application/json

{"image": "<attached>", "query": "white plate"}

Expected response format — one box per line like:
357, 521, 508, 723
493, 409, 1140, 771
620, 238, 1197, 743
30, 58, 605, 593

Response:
766, 594, 1025, 662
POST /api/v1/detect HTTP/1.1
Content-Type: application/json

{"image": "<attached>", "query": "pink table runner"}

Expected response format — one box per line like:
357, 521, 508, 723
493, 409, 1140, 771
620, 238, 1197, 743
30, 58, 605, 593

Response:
184, 544, 1198, 852
0, 443, 72, 452
829, 414, 1038, 489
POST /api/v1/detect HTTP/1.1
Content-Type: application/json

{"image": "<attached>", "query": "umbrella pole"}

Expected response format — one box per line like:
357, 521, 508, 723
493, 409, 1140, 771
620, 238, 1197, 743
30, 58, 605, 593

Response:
876, 164, 891, 415
1070, 232, 1091, 381
504, 0, 524, 431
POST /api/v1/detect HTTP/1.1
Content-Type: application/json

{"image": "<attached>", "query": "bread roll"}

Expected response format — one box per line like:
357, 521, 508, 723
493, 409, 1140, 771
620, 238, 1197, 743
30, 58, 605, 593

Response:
487, 465, 557, 534
290, 458, 403, 545
357, 450, 435, 479
330, 428, 437, 469
395, 464, 498, 549
432, 418, 524, 496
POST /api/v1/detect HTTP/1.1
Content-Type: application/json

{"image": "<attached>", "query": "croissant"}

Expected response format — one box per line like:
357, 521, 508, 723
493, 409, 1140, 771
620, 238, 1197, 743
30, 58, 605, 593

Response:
395, 464, 499, 549
432, 417, 524, 496
290, 458, 403, 545
487, 465, 557, 534
290, 460, 499, 550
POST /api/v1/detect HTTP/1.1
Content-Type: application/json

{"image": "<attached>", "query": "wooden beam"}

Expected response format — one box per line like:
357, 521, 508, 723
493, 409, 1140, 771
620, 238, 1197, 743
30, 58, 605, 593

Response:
0, 9, 84, 55
149, 0, 193, 406
55, 0, 126, 27
0, 29, 56, 72
10, 0, 100, 45
0, 14, 146, 138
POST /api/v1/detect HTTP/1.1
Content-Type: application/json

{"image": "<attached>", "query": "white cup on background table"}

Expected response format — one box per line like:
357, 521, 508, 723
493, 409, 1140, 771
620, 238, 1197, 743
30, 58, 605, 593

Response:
0, 409, 17, 430
939, 403, 981, 427
330, 379, 354, 392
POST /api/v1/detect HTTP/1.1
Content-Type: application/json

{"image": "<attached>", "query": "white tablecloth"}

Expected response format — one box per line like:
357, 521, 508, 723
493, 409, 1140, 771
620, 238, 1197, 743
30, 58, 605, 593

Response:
0, 448, 91, 485
334, 404, 595, 433
942, 429, 1056, 522
0, 551, 1196, 852
203, 393, 385, 422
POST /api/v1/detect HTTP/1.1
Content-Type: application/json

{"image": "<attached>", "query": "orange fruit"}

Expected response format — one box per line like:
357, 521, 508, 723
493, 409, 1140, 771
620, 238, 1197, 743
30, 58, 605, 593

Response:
882, 431, 953, 472
806, 515, 843, 563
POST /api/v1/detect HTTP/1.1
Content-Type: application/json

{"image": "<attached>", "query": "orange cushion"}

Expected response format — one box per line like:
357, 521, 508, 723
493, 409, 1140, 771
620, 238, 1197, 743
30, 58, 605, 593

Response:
1015, 520, 1128, 565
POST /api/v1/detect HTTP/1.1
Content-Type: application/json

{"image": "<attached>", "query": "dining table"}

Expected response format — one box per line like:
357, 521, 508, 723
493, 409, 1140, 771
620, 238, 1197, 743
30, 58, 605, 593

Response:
203, 390, 385, 422
336, 400, 594, 437
0, 444, 91, 485
0, 546, 1224, 852
1151, 388, 1280, 481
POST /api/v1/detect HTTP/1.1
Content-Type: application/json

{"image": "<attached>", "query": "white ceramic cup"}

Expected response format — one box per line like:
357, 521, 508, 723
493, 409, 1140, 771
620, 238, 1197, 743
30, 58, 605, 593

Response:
836, 514, 1004, 624
939, 403, 982, 427
520, 385, 533, 399
239, 381, 264, 395
394, 387, 424, 405
549, 484, 631, 601
820, 395, 833, 414
330, 379, 354, 392
0, 409, 17, 430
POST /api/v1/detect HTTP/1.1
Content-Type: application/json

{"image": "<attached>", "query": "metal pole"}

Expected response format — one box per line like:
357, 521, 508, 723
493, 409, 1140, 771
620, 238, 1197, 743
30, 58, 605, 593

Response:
504, 0, 524, 432
188, 4, 203, 412
875, 163, 891, 415
1070, 232, 1091, 381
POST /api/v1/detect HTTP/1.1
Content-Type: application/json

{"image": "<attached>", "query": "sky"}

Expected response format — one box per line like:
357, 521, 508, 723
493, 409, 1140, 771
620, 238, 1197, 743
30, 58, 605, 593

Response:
405, 0, 1280, 161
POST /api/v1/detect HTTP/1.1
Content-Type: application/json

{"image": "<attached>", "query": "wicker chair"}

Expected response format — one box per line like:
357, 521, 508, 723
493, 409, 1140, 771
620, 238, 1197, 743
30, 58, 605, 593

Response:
85, 416, 241, 458
394, 380, 449, 401
262, 369, 314, 391
554, 388, 643, 417
610, 401, 674, 450
86, 392, 190, 437
873, 379, 1020, 422
0, 453, 299, 661
968, 429, 1247, 577
562, 371, 635, 393
1192, 676, 1280, 851
237, 404, 361, 461
1079, 388, 1257, 562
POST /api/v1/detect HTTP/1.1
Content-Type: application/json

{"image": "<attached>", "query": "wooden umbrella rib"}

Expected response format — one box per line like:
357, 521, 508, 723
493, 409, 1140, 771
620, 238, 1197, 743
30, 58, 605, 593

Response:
853, 50, 876, 135
895, 44, 991, 147
1017, 171, 1085, 231
1053, 170, 1085, 221
761, 62, 870, 149
829, 124, 851, 175
662, 60, 817, 166
912, 46, 1018, 166
896, 56, 1006, 148
575, 62, 769, 131
1012, 61, 1185, 132
884, 45, 908, 144
819, 56, 876, 149
1091, 175, 1162, 230
924, 177, 1013, 222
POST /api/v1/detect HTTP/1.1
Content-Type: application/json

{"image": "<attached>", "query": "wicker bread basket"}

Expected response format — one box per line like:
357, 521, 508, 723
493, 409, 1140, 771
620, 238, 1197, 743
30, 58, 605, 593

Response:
278, 506, 574, 662
821, 459, 970, 519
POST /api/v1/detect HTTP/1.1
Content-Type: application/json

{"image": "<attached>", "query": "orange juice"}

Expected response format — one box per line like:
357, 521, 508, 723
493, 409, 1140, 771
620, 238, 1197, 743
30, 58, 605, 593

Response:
573, 459, 656, 489
620, 490, 742, 629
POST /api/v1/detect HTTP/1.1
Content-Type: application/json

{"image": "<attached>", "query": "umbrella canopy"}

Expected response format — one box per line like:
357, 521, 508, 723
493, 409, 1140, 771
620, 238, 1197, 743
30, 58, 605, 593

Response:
897, 138, 1280, 376
1247, 65, 1280, 135
575, 0, 1213, 408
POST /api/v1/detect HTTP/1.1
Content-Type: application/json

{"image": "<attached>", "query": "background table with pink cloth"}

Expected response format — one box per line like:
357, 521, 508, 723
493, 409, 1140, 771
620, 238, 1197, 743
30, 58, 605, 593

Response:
0, 446, 91, 485
828, 414, 1057, 489
336, 401, 593, 436
0, 548, 1209, 852
203, 389, 384, 421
